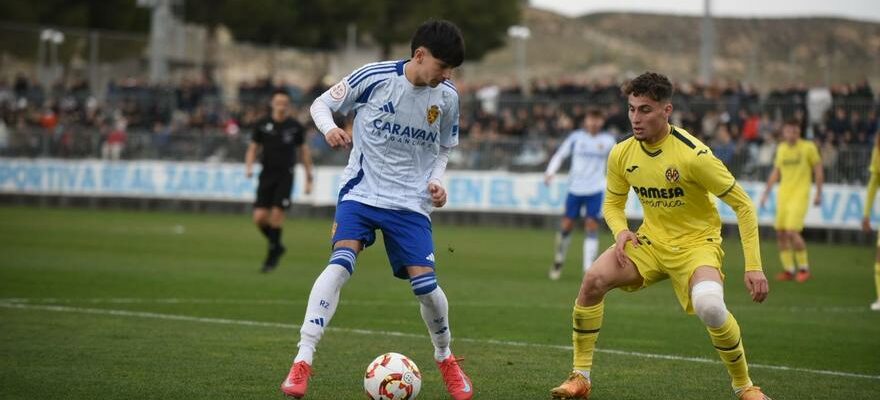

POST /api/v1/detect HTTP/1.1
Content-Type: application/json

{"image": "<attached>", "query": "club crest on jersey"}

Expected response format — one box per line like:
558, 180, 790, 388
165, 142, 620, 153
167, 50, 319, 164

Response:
330, 81, 347, 100
427, 105, 440, 125
665, 166, 680, 183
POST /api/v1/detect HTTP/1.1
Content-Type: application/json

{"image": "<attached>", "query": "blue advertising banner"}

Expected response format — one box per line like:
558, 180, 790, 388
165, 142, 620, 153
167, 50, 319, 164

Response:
0, 159, 874, 230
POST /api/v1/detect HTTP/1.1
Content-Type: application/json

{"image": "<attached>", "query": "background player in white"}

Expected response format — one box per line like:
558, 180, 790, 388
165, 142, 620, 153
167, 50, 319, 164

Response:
279, 20, 473, 400
544, 108, 616, 279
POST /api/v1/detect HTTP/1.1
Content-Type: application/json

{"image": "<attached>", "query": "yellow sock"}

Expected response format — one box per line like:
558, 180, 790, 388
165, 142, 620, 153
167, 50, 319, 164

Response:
779, 250, 795, 272
794, 250, 809, 270
874, 262, 880, 301
707, 313, 752, 390
572, 302, 604, 372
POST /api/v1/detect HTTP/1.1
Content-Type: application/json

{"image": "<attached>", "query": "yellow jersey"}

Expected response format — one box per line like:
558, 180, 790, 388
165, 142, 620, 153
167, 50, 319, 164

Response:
604, 125, 761, 270
865, 146, 880, 218
774, 139, 820, 198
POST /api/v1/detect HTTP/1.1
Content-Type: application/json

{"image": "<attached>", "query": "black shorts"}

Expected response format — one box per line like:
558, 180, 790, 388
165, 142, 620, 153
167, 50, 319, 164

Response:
255, 169, 294, 209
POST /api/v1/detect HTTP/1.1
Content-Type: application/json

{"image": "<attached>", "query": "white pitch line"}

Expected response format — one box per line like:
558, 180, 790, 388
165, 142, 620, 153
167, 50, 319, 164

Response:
0, 297, 871, 313
2, 301, 878, 382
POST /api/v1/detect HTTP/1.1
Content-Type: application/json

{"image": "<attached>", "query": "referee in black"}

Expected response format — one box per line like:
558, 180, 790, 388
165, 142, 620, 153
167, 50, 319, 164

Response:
245, 89, 313, 272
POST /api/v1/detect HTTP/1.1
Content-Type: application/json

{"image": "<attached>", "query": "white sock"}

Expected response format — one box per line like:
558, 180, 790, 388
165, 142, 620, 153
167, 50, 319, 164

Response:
295, 250, 355, 364
583, 234, 598, 272
555, 231, 573, 264
416, 284, 451, 362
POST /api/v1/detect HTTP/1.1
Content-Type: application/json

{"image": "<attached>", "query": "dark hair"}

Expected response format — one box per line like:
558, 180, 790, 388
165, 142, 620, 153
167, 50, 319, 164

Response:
783, 118, 801, 128
271, 89, 290, 99
585, 107, 605, 119
411, 19, 465, 67
621, 72, 674, 102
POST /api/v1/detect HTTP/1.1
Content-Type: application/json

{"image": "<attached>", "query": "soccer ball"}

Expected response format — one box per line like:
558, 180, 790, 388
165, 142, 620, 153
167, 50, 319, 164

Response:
364, 352, 422, 400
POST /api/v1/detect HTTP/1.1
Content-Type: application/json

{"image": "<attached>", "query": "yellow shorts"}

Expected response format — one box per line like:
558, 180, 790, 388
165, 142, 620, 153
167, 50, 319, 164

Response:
619, 233, 725, 314
775, 196, 808, 231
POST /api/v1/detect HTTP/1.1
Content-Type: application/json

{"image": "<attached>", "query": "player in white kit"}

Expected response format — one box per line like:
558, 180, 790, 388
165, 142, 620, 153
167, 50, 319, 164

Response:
544, 108, 616, 280
279, 20, 473, 400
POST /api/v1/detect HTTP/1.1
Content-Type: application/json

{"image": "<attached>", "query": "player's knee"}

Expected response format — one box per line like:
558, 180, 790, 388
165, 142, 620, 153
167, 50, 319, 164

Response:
560, 219, 574, 233
691, 281, 728, 328
775, 231, 788, 245
585, 218, 599, 232
582, 270, 611, 298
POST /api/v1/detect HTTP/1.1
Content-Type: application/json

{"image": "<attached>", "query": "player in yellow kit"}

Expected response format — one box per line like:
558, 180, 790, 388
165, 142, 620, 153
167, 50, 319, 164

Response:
758, 121, 823, 283
862, 137, 880, 311
550, 72, 771, 400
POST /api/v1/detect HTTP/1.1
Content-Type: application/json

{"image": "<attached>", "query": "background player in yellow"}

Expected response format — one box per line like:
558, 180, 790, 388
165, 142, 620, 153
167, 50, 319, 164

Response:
862, 137, 880, 311
758, 120, 823, 283
550, 72, 771, 400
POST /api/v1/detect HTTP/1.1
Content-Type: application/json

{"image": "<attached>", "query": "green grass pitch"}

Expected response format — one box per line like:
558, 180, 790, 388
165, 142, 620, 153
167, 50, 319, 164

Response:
1, 205, 878, 399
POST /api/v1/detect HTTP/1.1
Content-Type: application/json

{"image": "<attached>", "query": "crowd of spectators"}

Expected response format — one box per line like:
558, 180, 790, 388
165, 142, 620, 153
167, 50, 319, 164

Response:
1, 73, 877, 182
453, 78, 877, 182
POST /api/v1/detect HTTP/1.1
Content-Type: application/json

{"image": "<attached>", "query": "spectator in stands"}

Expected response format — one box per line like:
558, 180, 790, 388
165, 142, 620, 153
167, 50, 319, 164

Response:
741, 110, 761, 143
866, 109, 879, 141
711, 124, 736, 166
152, 120, 171, 159
820, 136, 839, 180
102, 118, 127, 160
13, 73, 29, 100
827, 106, 851, 138
603, 102, 629, 136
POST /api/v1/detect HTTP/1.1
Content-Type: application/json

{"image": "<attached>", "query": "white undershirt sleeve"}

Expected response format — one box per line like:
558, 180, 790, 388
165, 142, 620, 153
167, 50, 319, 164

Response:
428, 146, 451, 185
545, 134, 574, 176
310, 97, 339, 136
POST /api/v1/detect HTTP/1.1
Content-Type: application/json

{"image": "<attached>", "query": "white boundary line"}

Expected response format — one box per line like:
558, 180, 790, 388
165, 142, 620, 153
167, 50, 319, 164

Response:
0, 297, 871, 313
2, 301, 878, 382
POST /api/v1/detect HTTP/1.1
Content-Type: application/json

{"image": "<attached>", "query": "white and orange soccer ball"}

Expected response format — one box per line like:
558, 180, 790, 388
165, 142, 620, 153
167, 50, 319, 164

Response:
364, 352, 422, 400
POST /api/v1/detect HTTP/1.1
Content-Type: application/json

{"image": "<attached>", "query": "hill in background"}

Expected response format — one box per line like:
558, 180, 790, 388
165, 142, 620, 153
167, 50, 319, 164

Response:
464, 7, 880, 88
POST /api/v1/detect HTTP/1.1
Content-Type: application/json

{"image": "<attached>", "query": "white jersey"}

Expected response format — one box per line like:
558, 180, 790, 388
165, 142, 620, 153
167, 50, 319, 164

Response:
318, 60, 459, 216
545, 129, 616, 195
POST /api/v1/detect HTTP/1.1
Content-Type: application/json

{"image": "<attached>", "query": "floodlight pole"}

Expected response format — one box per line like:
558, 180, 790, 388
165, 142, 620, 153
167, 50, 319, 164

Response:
508, 25, 531, 97
140, 0, 173, 84
699, 0, 715, 82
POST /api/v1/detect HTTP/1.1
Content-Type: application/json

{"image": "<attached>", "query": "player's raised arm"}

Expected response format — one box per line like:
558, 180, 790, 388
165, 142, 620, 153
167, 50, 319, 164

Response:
310, 96, 351, 149
311, 62, 393, 150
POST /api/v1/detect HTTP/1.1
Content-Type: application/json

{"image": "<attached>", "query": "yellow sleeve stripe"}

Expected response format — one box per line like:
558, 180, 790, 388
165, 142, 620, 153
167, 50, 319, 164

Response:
717, 181, 737, 198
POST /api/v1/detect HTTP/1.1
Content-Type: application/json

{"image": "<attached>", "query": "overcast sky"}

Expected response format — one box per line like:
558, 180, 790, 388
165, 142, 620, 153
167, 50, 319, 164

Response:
530, 0, 880, 22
